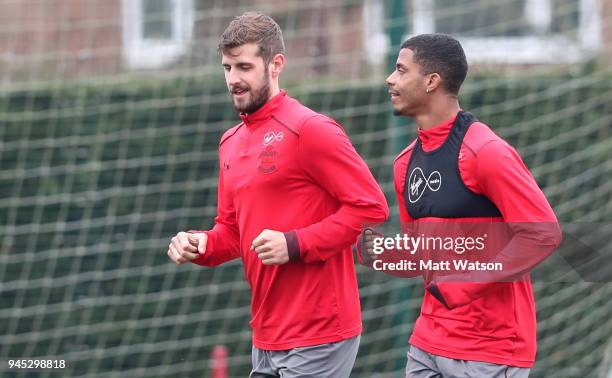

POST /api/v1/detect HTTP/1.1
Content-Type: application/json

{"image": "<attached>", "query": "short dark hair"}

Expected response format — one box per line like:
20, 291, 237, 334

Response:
400, 34, 468, 95
218, 12, 285, 65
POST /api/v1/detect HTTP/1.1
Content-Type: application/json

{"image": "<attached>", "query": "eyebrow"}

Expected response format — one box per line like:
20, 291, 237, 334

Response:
222, 61, 255, 67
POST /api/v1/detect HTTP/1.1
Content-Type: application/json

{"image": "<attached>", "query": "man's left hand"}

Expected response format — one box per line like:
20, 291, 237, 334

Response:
251, 229, 289, 265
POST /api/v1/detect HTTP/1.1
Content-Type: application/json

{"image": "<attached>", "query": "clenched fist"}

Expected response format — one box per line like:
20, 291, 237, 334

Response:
167, 232, 207, 265
357, 228, 381, 266
251, 229, 289, 266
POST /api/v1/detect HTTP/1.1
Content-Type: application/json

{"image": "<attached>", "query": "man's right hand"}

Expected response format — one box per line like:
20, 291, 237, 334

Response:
363, 228, 377, 259
167, 232, 207, 265
357, 228, 379, 266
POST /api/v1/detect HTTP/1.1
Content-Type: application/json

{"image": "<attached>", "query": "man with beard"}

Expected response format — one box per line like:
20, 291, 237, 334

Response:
166, 12, 389, 378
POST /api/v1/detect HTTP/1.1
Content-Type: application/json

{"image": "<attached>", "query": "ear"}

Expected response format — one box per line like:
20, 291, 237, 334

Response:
269, 53, 285, 79
425, 73, 442, 93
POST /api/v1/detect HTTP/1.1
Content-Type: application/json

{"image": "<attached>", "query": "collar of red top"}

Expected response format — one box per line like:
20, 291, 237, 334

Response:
417, 112, 459, 152
239, 90, 288, 127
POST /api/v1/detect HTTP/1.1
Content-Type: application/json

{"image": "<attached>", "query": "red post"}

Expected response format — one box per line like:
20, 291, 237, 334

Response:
211, 345, 228, 378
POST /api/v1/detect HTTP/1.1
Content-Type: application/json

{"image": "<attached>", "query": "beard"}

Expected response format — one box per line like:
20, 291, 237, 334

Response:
231, 68, 271, 115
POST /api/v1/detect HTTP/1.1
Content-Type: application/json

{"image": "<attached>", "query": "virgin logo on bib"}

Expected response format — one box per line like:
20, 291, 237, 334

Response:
408, 167, 441, 203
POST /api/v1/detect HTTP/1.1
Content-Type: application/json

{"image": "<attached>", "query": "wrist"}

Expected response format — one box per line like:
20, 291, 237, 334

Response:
283, 230, 301, 261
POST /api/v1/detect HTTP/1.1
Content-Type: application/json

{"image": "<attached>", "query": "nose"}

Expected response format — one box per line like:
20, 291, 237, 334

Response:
385, 71, 395, 87
226, 68, 241, 87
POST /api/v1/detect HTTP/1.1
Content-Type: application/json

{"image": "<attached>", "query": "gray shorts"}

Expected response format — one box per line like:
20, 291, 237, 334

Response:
406, 345, 530, 378
250, 335, 360, 378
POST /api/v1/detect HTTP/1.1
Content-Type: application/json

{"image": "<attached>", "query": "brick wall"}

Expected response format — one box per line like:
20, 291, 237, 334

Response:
0, 0, 121, 82
0, 0, 610, 83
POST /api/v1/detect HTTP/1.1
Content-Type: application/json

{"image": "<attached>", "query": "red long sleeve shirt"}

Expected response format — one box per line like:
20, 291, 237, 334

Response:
394, 114, 561, 367
192, 91, 388, 350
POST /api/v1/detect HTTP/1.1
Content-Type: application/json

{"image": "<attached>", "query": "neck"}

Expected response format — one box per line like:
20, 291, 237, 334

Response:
267, 82, 280, 102
414, 96, 461, 130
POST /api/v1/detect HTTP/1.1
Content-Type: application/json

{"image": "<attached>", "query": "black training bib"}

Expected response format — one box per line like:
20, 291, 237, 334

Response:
405, 111, 502, 219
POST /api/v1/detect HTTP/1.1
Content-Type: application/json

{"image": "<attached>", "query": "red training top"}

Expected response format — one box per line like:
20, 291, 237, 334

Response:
393, 113, 561, 367
193, 91, 389, 350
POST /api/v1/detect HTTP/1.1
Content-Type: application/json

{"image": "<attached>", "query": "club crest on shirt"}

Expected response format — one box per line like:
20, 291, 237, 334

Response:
408, 167, 441, 203
258, 146, 278, 174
